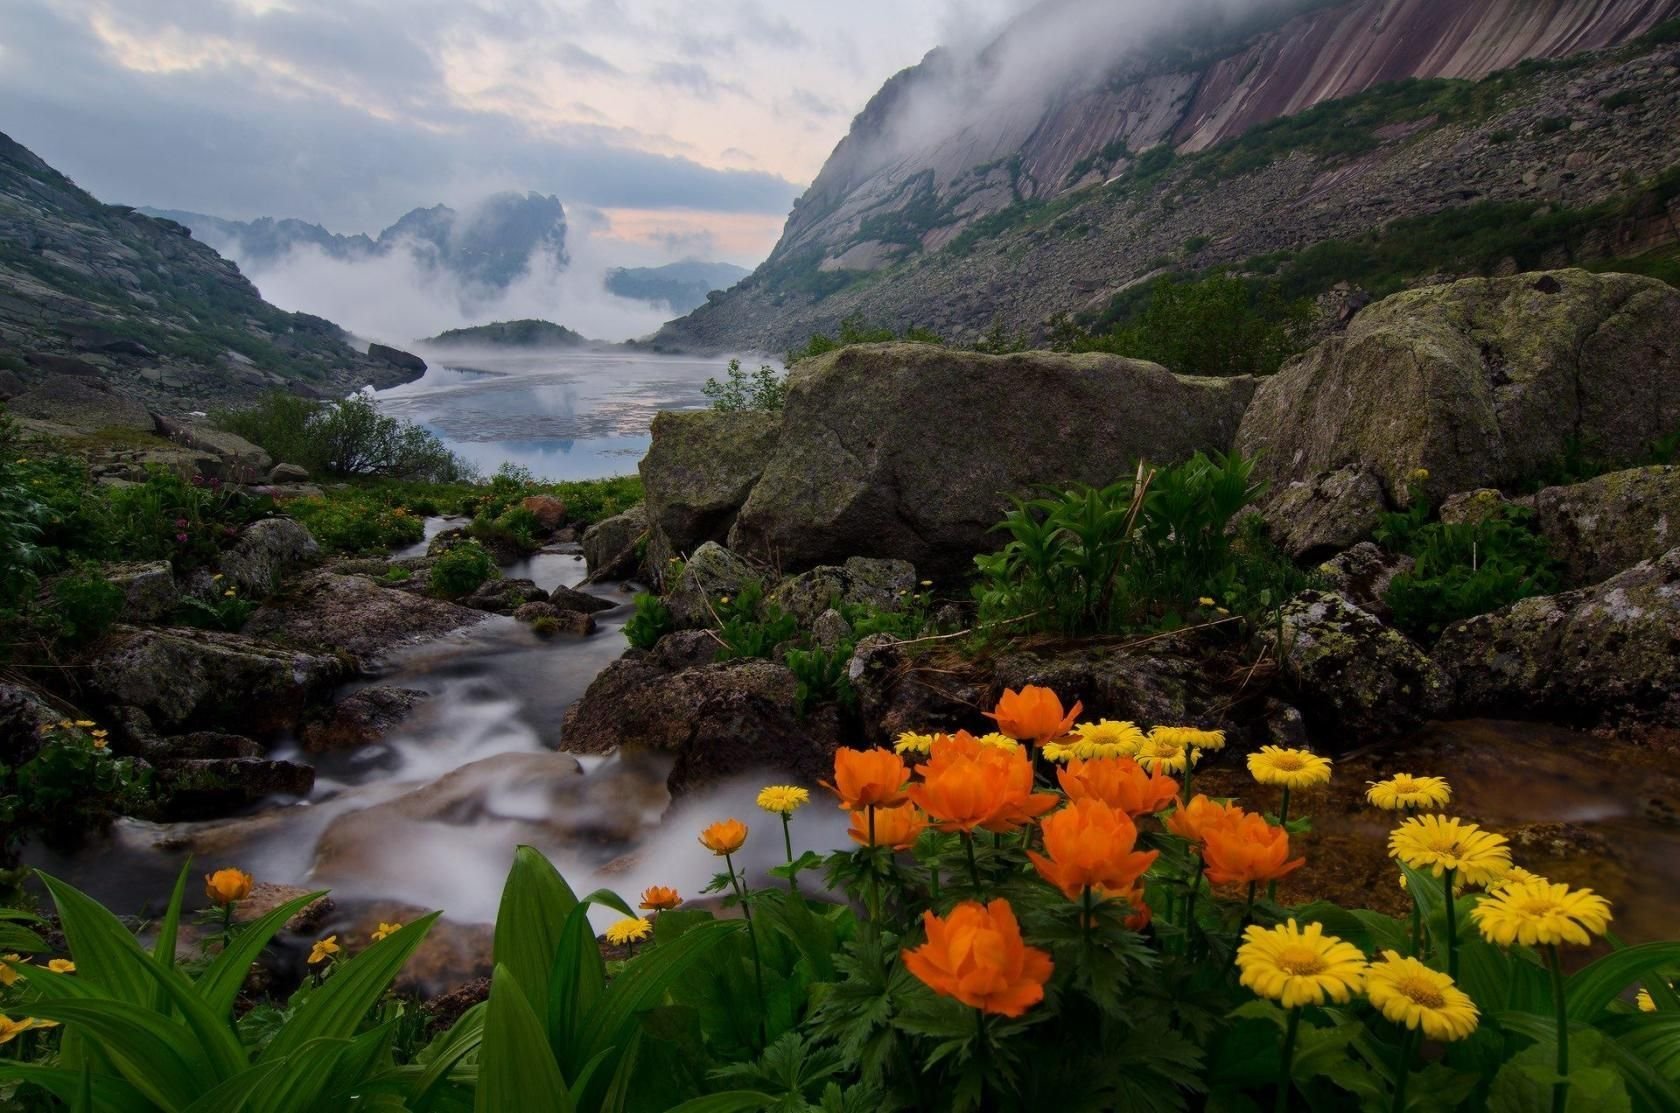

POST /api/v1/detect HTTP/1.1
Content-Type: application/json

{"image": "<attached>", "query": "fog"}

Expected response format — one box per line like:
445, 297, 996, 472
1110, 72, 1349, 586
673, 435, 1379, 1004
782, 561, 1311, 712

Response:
235, 222, 677, 348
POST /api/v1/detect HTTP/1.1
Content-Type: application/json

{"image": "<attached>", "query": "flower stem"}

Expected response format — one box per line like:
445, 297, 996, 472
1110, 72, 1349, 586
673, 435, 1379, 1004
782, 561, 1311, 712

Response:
1408, 895, 1423, 958
1276, 1006, 1301, 1113
1443, 867, 1459, 981
725, 852, 768, 1054
1081, 885, 1094, 957
965, 832, 982, 893
1391, 1026, 1420, 1113
1181, 759, 1195, 805
1183, 851, 1203, 957
1267, 788, 1292, 902
221, 902, 235, 951
866, 806, 882, 927
781, 813, 797, 893
1547, 944, 1570, 1113
1228, 881, 1258, 979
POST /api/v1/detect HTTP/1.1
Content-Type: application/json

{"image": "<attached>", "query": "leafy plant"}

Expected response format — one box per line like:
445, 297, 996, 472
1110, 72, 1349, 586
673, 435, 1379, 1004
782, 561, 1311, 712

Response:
625, 592, 674, 650
704, 359, 789, 412
46, 569, 124, 646
785, 645, 856, 715
172, 590, 257, 632
215, 391, 472, 481
429, 539, 498, 599
2, 723, 150, 861
1379, 504, 1560, 641
714, 584, 800, 661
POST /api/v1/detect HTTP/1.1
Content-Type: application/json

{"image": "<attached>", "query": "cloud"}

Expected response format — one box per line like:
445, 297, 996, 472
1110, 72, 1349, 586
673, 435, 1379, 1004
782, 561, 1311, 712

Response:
782, 88, 842, 118
647, 60, 742, 100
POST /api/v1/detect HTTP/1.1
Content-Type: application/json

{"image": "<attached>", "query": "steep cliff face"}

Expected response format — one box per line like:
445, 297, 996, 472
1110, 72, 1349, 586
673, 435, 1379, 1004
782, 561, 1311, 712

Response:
661, 0, 1680, 352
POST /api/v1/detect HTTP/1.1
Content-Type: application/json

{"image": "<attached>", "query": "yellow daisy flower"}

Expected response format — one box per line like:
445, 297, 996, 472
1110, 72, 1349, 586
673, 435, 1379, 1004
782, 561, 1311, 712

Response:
46, 959, 74, 974
1365, 774, 1451, 812
1149, 725, 1226, 753
1135, 733, 1194, 774
1470, 879, 1612, 948
1487, 866, 1546, 895
975, 732, 1022, 751
1365, 951, 1479, 1041
1040, 741, 1074, 763
605, 917, 653, 946
308, 936, 340, 965
1247, 746, 1332, 790
893, 732, 937, 756
369, 922, 403, 943
1072, 719, 1146, 757
1237, 919, 1367, 1009
1389, 816, 1511, 887
756, 785, 810, 814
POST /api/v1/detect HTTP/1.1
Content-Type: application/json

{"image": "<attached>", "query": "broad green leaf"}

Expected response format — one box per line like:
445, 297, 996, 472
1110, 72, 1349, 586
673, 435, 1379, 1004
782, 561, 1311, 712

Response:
261, 912, 439, 1062
20, 998, 208, 1111
0, 1064, 153, 1113
664, 1095, 775, 1113
477, 962, 573, 1113
152, 858, 192, 1013
580, 886, 637, 918
493, 845, 579, 1024
410, 1002, 486, 1112
0, 920, 48, 952
315, 1023, 398, 1106
597, 1027, 643, 1113
36, 872, 155, 1006
197, 889, 327, 1020
178, 1060, 287, 1113
547, 903, 605, 1069
126, 945, 250, 1082
1569, 943, 1680, 1020
579, 919, 744, 1068
755, 893, 837, 982
245, 1035, 377, 1113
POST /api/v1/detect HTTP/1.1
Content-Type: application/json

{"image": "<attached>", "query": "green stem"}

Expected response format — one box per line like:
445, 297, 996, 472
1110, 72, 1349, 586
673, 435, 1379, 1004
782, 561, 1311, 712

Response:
726, 852, 768, 1054
1081, 885, 1094, 958
974, 1008, 990, 1105
1276, 1006, 1301, 1113
1228, 881, 1259, 978
781, 814, 797, 893
1181, 757, 1195, 805
1443, 868, 1459, 981
1548, 945, 1570, 1113
1409, 895, 1423, 958
221, 902, 235, 951
1183, 851, 1203, 957
929, 856, 942, 905
1391, 1026, 1421, 1113
866, 807, 882, 928
965, 832, 982, 893
1267, 788, 1291, 902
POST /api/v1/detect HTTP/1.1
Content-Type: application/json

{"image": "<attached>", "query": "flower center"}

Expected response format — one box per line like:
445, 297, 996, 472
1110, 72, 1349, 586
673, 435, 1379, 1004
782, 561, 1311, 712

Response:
1396, 976, 1446, 1009
1512, 897, 1559, 917
1272, 754, 1307, 771
1275, 945, 1328, 976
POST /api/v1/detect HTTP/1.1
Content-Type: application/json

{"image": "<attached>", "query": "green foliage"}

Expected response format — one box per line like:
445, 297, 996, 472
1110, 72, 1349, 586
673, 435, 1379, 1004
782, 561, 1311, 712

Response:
0, 412, 52, 610
215, 391, 472, 481
974, 451, 1304, 636
47, 570, 125, 646
1066, 273, 1313, 377
703, 359, 788, 412
714, 584, 800, 661
1376, 489, 1560, 641
290, 495, 424, 554
784, 645, 855, 716
429, 539, 498, 599
2, 723, 150, 858
171, 589, 256, 632
624, 592, 674, 650
786, 316, 945, 365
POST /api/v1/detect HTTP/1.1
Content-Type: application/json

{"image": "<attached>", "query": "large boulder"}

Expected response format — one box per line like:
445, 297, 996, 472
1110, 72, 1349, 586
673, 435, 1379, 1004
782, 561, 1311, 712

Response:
367, 343, 427, 375
1237, 271, 1680, 508
993, 638, 1223, 733
1435, 546, 1680, 727
1251, 466, 1388, 560
639, 411, 781, 566
581, 504, 648, 582
1528, 466, 1680, 586
90, 626, 351, 735
665, 542, 761, 628
218, 518, 319, 597
519, 495, 567, 534
1277, 590, 1450, 746
103, 560, 178, 622
8, 375, 153, 432
148, 758, 315, 820
1314, 543, 1415, 623
545, 584, 616, 614
154, 415, 272, 478
729, 344, 1255, 578
243, 572, 486, 663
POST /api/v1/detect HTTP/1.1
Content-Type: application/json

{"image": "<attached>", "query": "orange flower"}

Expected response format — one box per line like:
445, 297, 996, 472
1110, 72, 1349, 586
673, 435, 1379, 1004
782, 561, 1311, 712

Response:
984, 685, 1082, 745
1026, 798, 1159, 901
848, 805, 928, 850
1202, 813, 1306, 886
1058, 756, 1180, 818
823, 748, 911, 810
1164, 794, 1246, 845
1117, 885, 1152, 932
901, 899, 1053, 1017
203, 868, 253, 906
909, 738, 1058, 834
639, 885, 681, 911
698, 818, 748, 855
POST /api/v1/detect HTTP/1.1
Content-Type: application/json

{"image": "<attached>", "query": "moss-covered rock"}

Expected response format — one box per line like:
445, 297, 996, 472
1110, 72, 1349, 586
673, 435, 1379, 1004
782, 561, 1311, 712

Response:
1252, 465, 1388, 559
639, 410, 780, 566
767, 556, 917, 626
1529, 465, 1680, 586
729, 343, 1255, 578
581, 503, 647, 582
1435, 546, 1680, 727
664, 541, 761, 628
1237, 270, 1680, 508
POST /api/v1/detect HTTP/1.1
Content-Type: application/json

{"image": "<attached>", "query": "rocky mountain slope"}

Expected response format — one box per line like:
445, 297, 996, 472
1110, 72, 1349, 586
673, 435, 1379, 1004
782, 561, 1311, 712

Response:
0, 131, 418, 411
656, 0, 1680, 352
605, 261, 750, 314
141, 192, 570, 291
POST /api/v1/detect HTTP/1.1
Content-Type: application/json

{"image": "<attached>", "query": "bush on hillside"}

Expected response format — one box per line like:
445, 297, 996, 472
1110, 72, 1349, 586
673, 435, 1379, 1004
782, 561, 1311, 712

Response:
1062, 273, 1312, 377
216, 391, 472, 481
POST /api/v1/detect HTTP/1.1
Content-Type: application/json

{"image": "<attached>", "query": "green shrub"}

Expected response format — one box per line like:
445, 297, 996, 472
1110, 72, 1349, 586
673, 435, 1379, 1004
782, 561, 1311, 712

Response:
2, 722, 150, 857
215, 392, 472, 481
429, 539, 498, 598
786, 316, 946, 364
714, 583, 799, 660
48, 569, 125, 645
624, 591, 674, 649
173, 589, 256, 632
0, 414, 50, 609
1536, 115, 1571, 134
530, 615, 562, 637
1601, 90, 1639, 111
785, 644, 856, 715
290, 495, 424, 554
1069, 273, 1312, 376
381, 565, 413, 584
703, 358, 788, 412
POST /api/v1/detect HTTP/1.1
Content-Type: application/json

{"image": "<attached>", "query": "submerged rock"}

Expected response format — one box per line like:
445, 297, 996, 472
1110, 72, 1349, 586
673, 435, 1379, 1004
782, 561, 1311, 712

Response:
730, 343, 1254, 578
511, 602, 596, 635
301, 686, 428, 753
243, 572, 486, 663
461, 577, 547, 614
1277, 590, 1449, 745
546, 583, 616, 614
1529, 466, 1680, 586
1435, 546, 1680, 727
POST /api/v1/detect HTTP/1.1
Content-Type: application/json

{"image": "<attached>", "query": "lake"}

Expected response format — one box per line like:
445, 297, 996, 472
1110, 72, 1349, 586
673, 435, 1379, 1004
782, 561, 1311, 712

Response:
374, 348, 762, 480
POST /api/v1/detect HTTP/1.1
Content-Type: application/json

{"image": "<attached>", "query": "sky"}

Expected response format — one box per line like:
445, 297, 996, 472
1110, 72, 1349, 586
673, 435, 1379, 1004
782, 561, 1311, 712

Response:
0, 0, 1030, 264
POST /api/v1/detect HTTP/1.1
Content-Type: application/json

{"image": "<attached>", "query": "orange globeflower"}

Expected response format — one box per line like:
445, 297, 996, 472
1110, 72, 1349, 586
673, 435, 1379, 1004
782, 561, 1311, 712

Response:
909, 739, 1058, 833
1026, 798, 1159, 901
984, 684, 1082, 745
901, 899, 1053, 1017
204, 868, 253, 906
1058, 756, 1180, 818
849, 805, 928, 850
1202, 813, 1306, 886
1164, 794, 1246, 845
639, 886, 681, 911
698, 818, 749, 855
1117, 885, 1152, 932
824, 748, 911, 811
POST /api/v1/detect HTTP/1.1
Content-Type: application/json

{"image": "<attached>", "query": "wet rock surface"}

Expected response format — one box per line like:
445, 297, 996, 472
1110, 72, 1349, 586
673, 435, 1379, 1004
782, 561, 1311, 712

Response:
640, 410, 781, 567
461, 577, 548, 614
1529, 465, 1680, 586
148, 757, 316, 820
301, 686, 428, 753
243, 572, 486, 663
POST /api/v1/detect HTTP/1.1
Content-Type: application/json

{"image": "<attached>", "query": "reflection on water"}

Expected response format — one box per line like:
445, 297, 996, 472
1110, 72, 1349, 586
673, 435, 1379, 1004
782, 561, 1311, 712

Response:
375, 349, 774, 481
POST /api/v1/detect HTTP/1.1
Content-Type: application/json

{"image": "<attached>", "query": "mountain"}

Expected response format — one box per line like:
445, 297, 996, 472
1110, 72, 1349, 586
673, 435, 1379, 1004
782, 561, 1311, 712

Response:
140, 192, 570, 291
0, 131, 418, 410
655, 0, 1680, 353
421, 319, 589, 349
604, 261, 751, 314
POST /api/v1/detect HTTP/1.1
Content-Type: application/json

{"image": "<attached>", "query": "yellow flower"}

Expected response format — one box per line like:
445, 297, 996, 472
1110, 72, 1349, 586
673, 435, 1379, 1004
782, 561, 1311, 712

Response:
894, 731, 937, 756
1388, 815, 1511, 887
1237, 919, 1367, 1009
605, 917, 653, 946
1055, 720, 1145, 760
73, 719, 95, 728
1198, 596, 1216, 607
1365, 951, 1479, 1041
308, 936, 340, 965
0, 1015, 57, 1045
919, 579, 932, 587
975, 732, 1022, 751
370, 922, 403, 943
1411, 468, 1430, 482
213, 573, 224, 580
756, 785, 810, 814
1366, 774, 1451, 812
46, 959, 74, 974
0, 954, 23, 987
1247, 746, 1332, 790
91, 735, 108, 750
1638, 989, 1657, 1013
1135, 732, 1194, 774
224, 589, 237, 598
1487, 866, 1546, 894
204, 868, 253, 906
1471, 879, 1612, 948
1041, 742, 1074, 763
